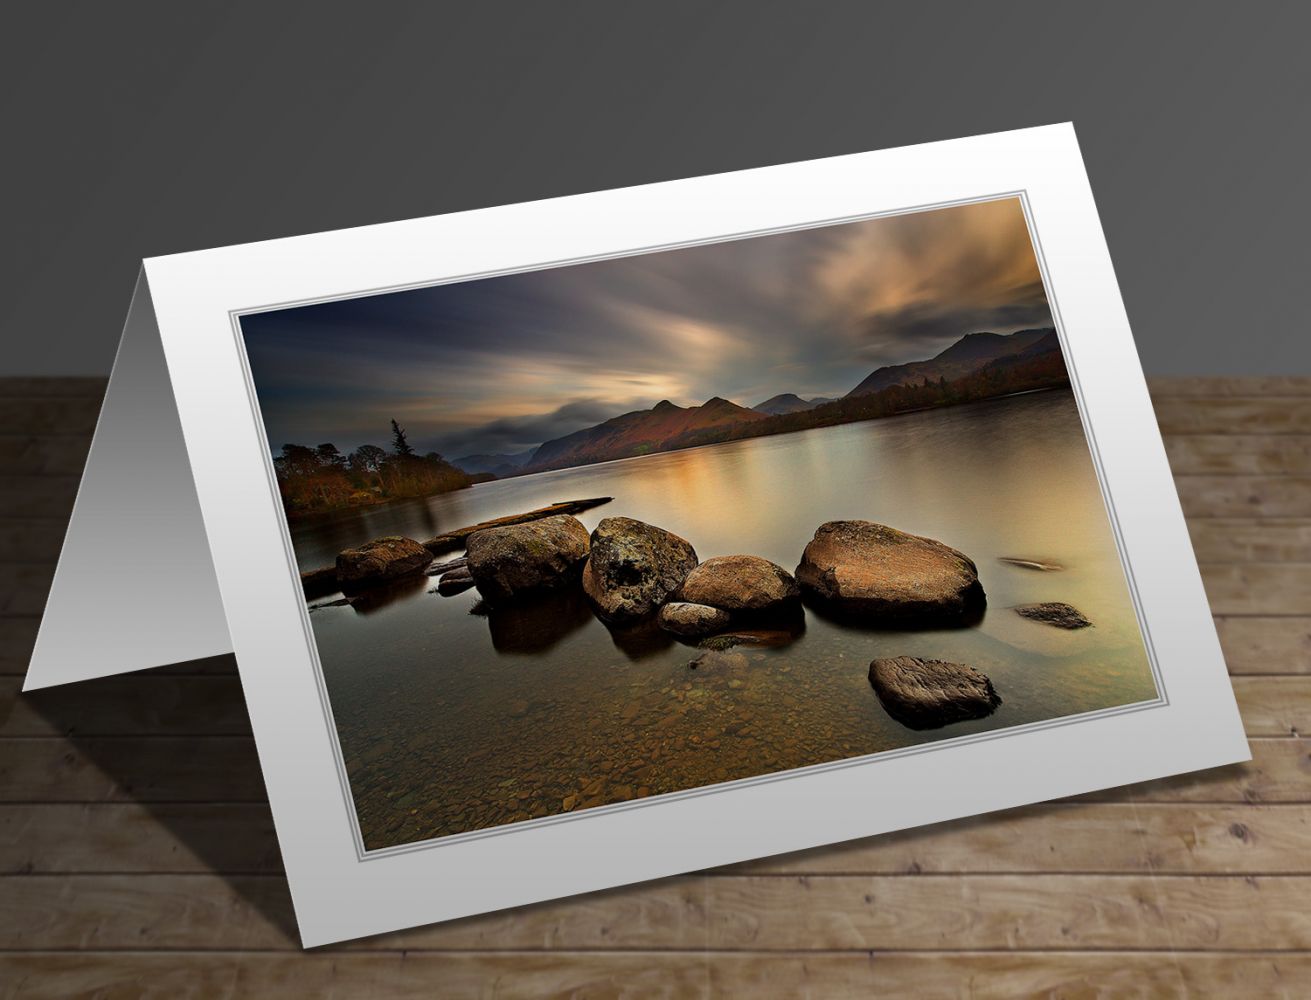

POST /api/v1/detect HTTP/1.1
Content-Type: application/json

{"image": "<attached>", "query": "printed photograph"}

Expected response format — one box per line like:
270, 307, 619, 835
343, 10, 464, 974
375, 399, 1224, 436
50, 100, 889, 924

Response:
240, 197, 1157, 851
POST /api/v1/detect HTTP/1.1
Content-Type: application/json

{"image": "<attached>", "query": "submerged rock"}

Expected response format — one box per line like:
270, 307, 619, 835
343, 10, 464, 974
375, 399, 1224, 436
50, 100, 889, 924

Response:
998, 556, 1064, 572
582, 517, 699, 624
335, 536, 432, 593
657, 601, 732, 637
435, 566, 475, 596
697, 629, 799, 651
796, 520, 985, 626
1014, 602, 1092, 629
426, 556, 469, 577
687, 649, 749, 674
868, 656, 1001, 730
677, 555, 801, 618
465, 514, 590, 604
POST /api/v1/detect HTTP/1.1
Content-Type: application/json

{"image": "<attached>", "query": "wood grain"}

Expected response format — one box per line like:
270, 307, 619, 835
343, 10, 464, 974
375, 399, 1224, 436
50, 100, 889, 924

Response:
1, 952, 1308, 999
3, 872, 1311, 953
1152, 397, 1311, 435
0, 376, 1308, 996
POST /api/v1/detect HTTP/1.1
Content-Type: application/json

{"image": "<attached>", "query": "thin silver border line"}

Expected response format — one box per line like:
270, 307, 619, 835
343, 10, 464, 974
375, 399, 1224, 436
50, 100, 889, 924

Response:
229, 190, 1166, 864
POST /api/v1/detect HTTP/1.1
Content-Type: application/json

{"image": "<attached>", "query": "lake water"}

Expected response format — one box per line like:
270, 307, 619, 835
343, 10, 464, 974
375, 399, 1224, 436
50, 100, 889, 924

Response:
294, 389, 1157, 851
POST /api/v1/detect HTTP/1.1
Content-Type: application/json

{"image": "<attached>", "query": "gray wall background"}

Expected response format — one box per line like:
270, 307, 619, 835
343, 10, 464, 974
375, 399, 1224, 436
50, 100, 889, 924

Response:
3, 1, 1307, 376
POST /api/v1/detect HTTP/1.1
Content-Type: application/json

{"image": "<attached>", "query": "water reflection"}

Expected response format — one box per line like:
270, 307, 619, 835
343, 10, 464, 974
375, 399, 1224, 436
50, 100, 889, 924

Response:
483, 587, 594, 655
297, 390, 1158, 850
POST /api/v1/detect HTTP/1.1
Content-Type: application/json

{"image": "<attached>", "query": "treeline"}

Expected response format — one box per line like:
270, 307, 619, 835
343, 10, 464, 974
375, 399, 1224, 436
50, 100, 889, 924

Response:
274, 419, 475, 515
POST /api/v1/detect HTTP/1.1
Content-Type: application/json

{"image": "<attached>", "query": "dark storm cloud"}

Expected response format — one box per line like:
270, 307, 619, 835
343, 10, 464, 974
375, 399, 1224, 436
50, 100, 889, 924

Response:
240, 197, 1054, 456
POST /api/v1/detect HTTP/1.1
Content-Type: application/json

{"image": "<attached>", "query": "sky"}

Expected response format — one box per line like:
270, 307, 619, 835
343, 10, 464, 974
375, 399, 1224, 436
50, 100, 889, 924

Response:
241, 197, 1053, 460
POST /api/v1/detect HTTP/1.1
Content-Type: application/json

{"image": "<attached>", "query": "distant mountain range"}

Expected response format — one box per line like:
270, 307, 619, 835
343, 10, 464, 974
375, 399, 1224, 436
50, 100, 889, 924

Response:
752, 393, 836, 416
846, 329, 1055, 397
452, 449, 537, 478
524, 396, 766, 472
452, 328, 1060, 477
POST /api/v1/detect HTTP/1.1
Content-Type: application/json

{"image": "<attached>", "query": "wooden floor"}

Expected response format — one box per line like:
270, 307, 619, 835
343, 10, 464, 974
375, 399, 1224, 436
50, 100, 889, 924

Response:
0, 376, 1308, 998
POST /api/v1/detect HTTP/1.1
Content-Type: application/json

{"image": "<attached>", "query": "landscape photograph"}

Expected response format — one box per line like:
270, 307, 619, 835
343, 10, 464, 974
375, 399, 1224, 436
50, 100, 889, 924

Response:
240, 197, 1157, 852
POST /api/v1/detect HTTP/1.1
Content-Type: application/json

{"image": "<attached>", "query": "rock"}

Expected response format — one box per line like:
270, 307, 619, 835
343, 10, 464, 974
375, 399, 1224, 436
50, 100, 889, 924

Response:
1014, 602, 1092, 629
677, 555, 801, 617
697, 629, 799, 650
687, 649, 749, 673
658, 601, 732, 637
999, 557, 1064, 572
301, 565, 340, 598
335, 536, 432, 593
582, 517, 699, 623
426, 556, 468, 576
796, 521, 985, 625
436, 567, 475, 596
465, 514, 590, 604
868, 656, 1001, 729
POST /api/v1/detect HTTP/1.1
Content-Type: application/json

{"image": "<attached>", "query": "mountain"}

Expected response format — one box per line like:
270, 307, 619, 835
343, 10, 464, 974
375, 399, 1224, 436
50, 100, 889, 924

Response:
846, 328, 1054, 398
453, 449, 536, 477
752, 393, 835, 416
526, 397, 766, 472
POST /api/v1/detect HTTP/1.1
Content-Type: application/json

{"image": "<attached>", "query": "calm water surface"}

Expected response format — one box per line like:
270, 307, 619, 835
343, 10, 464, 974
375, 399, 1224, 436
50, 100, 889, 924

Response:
295, 389, 1157, 850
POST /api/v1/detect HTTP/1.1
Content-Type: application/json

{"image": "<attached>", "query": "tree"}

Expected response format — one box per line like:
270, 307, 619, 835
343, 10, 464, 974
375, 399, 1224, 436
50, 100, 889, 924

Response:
390, 419, 415, 457
315, 443, 347, 469
275, 443, 321, 478
349, 444, 387, 475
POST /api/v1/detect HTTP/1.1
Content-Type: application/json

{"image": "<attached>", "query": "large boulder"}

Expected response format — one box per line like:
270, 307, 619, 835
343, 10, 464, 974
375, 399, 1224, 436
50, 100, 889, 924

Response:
465, 514, 590, 604
796, 521, 984, 625
582, 517, 699, 624
335, 536, 432, 593
657, 601, 731, 637
677, 555, 801, 619
868, 656, 1001, 730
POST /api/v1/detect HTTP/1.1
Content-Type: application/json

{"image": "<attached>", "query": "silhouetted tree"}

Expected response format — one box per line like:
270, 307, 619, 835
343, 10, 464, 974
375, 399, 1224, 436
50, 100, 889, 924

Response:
390, 419, 415, 457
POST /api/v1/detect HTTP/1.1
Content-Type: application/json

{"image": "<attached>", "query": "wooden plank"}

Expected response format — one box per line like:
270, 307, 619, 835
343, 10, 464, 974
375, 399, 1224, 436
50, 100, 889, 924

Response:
0, 520, 69, 563
703, 874, 1311, 952
1200, 564, 1311, 615
0, 563, 56, 616
1177, 475, 1311, 517
0, 377, 107, 398
4, 873, 1311, 952
1165, 434, 1311, 475
0, 803, 282, 874
708, 952, 1311, 998
0, 397, 103, 436
1, 676, 251, 737
1216, 617, 1311, 674
1232, 677, 1311, 736
0, 617, 38, 675
1153, 397, 1311, 435
0, 435, 91, 477
1188, 519, 1311, 563
1147, 376, 1311, 397
0, 476, 79, 519
5, 803, 1309, 876
1097, 738, 1311, 803
0, 873, 704, 951
732, 803, 1311, 876
0, 952, 1306, 999
0, 738, 265, 802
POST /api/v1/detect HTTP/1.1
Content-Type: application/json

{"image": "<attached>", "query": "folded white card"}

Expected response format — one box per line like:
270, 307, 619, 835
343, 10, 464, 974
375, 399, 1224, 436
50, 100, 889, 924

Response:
26, 124, 1248, 947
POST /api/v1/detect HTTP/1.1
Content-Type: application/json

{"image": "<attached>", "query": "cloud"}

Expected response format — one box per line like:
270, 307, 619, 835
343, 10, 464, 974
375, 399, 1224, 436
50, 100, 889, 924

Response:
241, 196, 1054, 454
